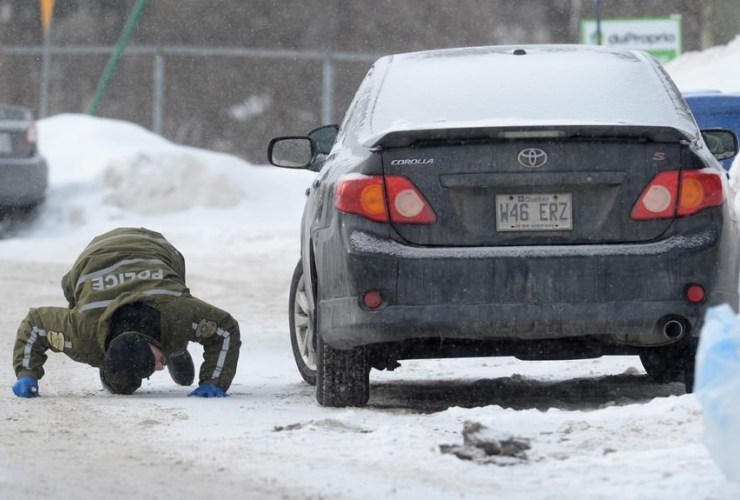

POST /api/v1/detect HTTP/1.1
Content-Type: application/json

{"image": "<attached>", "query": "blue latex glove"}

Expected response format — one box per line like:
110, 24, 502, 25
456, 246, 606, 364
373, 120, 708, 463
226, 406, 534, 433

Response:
12, 377, 39, 398
188, 384, 228, 398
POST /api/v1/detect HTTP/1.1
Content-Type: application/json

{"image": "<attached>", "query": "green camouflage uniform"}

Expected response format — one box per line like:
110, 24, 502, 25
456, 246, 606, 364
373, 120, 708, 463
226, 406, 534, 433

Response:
12, 227, 241, 391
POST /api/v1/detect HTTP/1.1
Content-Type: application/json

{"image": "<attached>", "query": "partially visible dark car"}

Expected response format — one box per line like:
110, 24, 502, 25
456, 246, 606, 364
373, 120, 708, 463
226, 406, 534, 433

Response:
0, 104, 47, 214
684, 91, 740, 171
270, 45, 740, 407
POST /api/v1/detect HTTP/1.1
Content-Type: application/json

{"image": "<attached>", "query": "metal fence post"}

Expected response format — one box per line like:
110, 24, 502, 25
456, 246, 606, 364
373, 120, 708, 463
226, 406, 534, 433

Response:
39, 30, 51, 117
322, 54, 334, 125
153, 52, 165, 135
88, 0, 148, 115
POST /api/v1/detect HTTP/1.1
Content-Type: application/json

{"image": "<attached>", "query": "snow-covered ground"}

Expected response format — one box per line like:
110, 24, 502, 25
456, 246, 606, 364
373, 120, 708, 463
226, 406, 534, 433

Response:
2, 38, 740, 500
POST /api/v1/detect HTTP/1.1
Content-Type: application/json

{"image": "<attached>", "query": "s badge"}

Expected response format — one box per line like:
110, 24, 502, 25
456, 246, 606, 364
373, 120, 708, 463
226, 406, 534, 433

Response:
48, 331, 65, 351
196, 319, 217, 338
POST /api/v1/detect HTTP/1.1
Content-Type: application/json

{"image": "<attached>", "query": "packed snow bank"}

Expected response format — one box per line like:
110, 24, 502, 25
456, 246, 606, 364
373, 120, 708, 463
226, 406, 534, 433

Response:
666, 35, 740, 93
39, 114, 243, 215
27, 114, 315, 244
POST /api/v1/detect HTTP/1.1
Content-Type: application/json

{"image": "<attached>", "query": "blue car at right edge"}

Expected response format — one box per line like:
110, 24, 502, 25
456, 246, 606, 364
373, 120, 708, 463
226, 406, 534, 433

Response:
684, 91, 740, 171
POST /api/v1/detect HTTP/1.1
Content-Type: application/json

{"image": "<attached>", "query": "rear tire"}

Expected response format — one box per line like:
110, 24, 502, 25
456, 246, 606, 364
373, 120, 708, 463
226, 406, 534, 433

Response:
289, 260, 317, 385
639, 349, 685, 384
640, 339, 697, 391
316, 334, 370, 407
683, 359, 696, 394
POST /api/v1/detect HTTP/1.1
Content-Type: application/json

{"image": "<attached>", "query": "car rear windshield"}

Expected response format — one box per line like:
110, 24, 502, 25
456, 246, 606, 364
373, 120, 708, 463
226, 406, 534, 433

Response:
369, 46, 695, 136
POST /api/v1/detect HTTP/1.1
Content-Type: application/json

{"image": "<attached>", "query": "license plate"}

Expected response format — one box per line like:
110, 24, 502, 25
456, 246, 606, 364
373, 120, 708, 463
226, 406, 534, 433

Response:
0, 133, 11, 154
496, 193, 573, 231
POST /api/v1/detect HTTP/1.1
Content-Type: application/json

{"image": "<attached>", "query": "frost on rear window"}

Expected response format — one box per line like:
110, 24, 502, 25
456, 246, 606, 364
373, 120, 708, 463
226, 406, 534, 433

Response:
362, 46, 697, 143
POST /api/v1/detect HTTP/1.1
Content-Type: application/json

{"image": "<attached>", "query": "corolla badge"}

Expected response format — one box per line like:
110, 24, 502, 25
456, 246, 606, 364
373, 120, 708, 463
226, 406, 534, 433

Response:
390, 158, 434, 166
517, 148, 548, 168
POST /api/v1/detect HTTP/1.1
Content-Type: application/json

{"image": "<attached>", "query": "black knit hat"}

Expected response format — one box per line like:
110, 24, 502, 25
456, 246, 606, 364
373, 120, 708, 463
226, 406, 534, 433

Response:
104, 332, 156, 380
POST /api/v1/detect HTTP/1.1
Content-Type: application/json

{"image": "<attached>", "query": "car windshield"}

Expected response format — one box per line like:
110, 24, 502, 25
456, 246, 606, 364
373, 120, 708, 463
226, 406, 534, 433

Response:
369, 46, 696, 136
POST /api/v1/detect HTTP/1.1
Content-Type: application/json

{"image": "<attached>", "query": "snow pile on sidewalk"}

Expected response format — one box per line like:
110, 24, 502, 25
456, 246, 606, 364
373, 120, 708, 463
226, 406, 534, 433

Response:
666, 34, 740, 93
39, 114, 242, 215
29, 114, 315, 242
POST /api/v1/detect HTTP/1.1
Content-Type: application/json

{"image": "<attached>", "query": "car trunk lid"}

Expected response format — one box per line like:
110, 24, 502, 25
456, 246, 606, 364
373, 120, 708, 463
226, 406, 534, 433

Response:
379, 126, 685, 246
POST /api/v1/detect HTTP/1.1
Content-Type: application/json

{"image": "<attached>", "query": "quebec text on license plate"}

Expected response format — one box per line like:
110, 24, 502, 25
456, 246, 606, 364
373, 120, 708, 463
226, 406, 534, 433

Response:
495, 193, 573, 231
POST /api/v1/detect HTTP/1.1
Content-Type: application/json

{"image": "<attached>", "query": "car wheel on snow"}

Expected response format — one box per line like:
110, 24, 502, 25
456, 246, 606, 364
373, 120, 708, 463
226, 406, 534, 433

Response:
639, 349, 684, 384
316, 333, 370, 408
289, 260, 317, 385
639, 340, 697, 392
683, 360, 695, 394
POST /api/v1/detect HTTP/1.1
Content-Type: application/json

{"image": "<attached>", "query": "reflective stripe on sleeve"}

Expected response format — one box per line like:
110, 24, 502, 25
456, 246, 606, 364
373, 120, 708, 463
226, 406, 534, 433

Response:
190, 323, 232, 380
78, 300, 113, 312
212, 328, 231, 379
22, 327, 47, 369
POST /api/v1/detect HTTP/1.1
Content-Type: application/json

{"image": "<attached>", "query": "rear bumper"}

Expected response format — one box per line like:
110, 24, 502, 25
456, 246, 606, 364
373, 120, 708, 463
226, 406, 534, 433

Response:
0, 155, 48, 206
316, 225, 739, 350
321, 296, 726, 349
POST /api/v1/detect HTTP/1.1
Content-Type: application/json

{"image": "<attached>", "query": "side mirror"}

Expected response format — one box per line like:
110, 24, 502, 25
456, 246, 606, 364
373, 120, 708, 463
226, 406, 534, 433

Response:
268, 137, 315, 169
701, 129, 739, 161
308, 124, 339, 155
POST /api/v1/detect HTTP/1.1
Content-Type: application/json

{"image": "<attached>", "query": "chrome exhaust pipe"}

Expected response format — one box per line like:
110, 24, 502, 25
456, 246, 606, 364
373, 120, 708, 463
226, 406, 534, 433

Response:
616, 316, 689, 346
663, 319, 684, 340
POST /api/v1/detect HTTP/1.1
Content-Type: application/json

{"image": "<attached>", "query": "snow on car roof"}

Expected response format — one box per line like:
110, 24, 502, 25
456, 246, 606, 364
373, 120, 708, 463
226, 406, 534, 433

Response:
359, 45, 698, 146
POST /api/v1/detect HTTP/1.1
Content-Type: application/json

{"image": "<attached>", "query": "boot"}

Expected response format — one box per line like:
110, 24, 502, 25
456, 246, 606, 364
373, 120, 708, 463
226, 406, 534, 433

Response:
168, 348, 195, 386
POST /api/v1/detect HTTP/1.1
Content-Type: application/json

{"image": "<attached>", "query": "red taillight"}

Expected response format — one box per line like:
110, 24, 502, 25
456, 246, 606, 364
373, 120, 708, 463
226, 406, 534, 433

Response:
685, 284, 705, 304
335, 176, 388, 222
677, 170, 724, 217
24, 122, 37, 145
363, 290, 383, 309
335, 175, 436, 224
631, 171, 678, 220
631, 169, 724, 220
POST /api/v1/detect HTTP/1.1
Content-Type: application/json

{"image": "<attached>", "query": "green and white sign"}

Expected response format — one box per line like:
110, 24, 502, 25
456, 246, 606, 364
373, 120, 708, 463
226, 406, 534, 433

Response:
581, 17, 683, 64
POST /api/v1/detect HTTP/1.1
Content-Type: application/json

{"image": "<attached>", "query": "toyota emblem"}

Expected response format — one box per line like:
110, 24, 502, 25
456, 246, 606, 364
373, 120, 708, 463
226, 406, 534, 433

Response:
517, 148, 548, 168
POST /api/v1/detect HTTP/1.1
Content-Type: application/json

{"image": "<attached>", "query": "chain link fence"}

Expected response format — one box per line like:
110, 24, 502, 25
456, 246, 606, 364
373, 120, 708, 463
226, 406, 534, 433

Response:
0, 45, 379, 163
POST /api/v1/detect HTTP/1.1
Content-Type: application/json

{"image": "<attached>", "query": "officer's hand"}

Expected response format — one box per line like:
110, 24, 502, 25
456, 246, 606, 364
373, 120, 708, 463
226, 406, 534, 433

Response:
12, 377, 39, 398
188, 384, 228, 398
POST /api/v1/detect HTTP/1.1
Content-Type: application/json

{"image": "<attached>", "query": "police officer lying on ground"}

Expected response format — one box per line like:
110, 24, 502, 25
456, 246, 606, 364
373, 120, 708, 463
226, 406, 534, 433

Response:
11, 227, 241, 398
